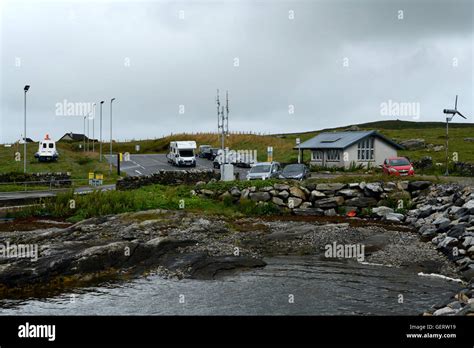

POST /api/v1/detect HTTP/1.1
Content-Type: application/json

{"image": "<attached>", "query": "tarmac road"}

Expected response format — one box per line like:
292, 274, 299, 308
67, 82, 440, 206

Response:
105, 154, 250, 179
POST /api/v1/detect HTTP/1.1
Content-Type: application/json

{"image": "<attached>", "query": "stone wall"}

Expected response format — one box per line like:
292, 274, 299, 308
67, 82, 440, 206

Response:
116, 169, 220, 190
453, 162, 474, 177
193, 180, 432, 219
0, 172, 71, 187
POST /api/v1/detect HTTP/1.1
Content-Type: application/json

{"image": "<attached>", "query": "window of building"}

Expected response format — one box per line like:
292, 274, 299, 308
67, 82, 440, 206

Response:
357, 137, 374, 161
326, 149, 340, 161
312, 150, 323, 161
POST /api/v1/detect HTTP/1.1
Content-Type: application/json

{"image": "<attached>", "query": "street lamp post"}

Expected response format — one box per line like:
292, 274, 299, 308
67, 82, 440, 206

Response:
110, 98, 116, 172
92, 103, 96, 152
87, 114, 90, 151
99, 101, 104, 161
23, 85, 30, 173
83, 116, 86, 152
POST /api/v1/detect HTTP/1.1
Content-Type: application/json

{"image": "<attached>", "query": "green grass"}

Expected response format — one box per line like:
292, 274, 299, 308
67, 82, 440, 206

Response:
0, 184, 54, 192
1, 120, 473, 192
302, 174, 443, 185
9, 184, 282, 222
7, 173, 443, 221
103, 120, 474, 166
0, 142, 120, 186
197, 179, 281, 192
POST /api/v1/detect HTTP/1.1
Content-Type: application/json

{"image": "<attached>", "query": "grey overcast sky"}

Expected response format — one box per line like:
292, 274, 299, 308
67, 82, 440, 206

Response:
1, 0, 473, 143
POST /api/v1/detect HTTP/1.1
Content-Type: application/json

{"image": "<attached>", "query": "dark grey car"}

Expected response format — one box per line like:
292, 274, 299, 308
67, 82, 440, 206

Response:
278, 164, 310, 180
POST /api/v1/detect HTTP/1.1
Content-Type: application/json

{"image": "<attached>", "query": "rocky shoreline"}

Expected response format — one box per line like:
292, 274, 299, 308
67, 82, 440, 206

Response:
0, 180, 473, 315
193, 179, 474, 315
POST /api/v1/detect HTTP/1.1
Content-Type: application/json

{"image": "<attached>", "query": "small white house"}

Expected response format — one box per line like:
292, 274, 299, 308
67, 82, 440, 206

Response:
296, 130, 403, 168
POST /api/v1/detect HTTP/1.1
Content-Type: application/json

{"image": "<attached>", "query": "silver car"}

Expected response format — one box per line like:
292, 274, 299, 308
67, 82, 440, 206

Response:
246, 162, 281, 180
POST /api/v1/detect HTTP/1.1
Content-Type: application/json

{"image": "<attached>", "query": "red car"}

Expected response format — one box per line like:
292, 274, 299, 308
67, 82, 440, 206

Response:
382, 157, 415, 176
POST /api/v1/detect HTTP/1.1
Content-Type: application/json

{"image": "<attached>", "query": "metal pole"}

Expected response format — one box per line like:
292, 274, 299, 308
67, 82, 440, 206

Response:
92, 117, 95, 152
100, 101, 104, 161
87, 116, 89, 151
92, 103, 96, 152
221, 106, 225, 163
110, 98, 115, 172
216, 89, 220, 144
445, 118, 449, 176
83, 116, 86, 152
23, 90, 27, 173
117, 153, 120, 175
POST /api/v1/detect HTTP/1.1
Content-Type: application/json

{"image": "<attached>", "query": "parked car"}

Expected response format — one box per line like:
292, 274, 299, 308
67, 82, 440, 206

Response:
246, 162, 281, 180
213, 156, 221, 169
381, 157, 415, 176
212, 149, 238, 169
209, 148, 220, 160
278, 163, 310, 180
198, 145, 212, 158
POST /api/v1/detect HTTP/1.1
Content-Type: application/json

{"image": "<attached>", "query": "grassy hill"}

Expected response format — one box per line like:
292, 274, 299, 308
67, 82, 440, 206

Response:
110, 133, 299, 163
1, 120, 473, 182
110, 120, 474, 165
0, 142, 119, 185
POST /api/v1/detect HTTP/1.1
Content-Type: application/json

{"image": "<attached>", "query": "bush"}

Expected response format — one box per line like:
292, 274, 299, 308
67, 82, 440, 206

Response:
76, 157, 93, 165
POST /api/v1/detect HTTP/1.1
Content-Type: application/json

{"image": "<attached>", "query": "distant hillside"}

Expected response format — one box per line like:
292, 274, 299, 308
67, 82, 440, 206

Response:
106, 119, 474, 164
356, 120, 474, 130
274, 119, 474, 137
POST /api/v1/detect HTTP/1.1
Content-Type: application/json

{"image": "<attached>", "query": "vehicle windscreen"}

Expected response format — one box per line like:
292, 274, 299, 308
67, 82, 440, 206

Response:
283, 164, 304, 173
250, 165, 271, 174
389, 158, 410, 166
179, 150, 194, 157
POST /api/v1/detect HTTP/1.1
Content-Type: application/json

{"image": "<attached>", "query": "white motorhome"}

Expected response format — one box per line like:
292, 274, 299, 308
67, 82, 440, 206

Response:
34, 134, 59, 162
167, 141, 197, 167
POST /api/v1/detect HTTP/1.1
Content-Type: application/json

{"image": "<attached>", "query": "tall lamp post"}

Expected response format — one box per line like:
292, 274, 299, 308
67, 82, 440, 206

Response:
99, 100, 104, 161
110, 98, 116, 172
83, 115, 86, 152
91, 102, 96, 152
87, 112, 90, 151
23, 85, 30, 173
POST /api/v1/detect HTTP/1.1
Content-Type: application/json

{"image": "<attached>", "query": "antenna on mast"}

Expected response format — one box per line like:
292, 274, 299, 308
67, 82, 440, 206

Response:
216, 89, 220, 122
225, 90, 229, 135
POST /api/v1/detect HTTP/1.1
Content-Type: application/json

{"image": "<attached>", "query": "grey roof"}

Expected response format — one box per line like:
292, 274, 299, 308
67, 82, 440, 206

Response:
295, 131, 403, 150
59, 132, 89, 141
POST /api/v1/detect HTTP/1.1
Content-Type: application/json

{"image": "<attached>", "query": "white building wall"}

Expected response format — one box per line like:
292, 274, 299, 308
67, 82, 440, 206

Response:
342, 144, 359, 169
373, 137, 398, 166
311, 137, 398, 169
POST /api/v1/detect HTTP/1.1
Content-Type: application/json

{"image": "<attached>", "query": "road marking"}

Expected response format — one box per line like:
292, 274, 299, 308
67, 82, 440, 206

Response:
135, 170, 143, 175
131, 159, 146, 170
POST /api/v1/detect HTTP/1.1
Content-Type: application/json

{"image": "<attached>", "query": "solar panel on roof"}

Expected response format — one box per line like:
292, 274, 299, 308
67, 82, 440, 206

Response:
321, 138, 341, 143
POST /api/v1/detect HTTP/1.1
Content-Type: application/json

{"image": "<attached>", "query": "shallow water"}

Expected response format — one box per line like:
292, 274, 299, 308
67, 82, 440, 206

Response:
0, 256, 461, 315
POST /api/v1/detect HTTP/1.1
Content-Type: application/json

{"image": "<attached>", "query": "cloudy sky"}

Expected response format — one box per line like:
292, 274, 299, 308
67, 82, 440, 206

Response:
1, 0, 472, 143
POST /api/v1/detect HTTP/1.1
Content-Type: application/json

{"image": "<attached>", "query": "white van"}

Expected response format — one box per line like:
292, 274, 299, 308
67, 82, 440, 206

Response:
167, 141, 197, 167
34, 134, 59, 162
